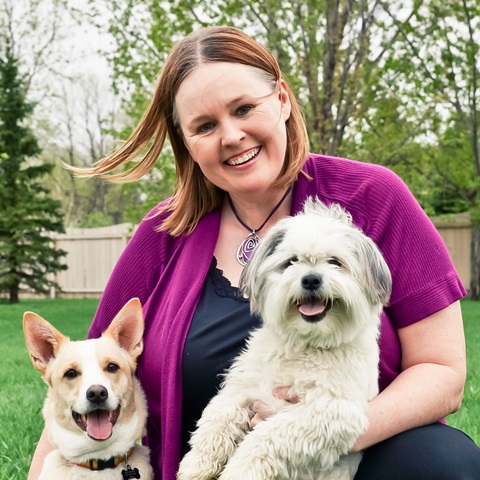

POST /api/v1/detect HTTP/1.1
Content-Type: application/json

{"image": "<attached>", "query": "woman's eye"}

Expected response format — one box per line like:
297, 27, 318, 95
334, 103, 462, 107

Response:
197, 122, 215, 134
328, 257, 342, 267
236, 104, 253, 116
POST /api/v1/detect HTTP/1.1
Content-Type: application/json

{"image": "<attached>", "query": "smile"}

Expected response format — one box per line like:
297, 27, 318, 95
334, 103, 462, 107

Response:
296, 297, 333, 323
72, 406, 121, 441
226, 147, 260, 166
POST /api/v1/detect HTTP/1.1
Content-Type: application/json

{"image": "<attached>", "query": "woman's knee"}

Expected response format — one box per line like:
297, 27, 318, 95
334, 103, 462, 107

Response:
354, 424, 480, 480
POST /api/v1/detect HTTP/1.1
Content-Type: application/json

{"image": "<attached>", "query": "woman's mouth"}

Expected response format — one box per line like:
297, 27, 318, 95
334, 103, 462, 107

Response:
225, 147, 261, 166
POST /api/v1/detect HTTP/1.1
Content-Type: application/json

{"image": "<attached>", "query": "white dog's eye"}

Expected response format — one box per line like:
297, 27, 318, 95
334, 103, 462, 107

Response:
328, 257, 342, 267
282, 255, 299, 270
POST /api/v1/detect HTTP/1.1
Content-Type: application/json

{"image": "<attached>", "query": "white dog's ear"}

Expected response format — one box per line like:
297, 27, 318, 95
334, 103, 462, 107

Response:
104, 298, 144, 361
240, 228, 286, 314
23, 312, 69, 375
354, 233, 392, 306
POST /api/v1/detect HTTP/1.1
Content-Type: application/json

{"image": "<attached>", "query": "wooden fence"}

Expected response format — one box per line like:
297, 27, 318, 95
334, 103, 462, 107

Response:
50, 223, 135, 298
44, 214, 471, 297
430, 213, 471, 291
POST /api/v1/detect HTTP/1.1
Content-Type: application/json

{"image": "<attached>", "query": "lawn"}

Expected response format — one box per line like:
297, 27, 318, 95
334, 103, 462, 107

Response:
1, 298, 479, 479
448, 300, 480, 440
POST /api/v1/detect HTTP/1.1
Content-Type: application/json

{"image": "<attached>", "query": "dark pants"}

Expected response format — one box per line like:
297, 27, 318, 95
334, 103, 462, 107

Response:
354, 423, 480, 480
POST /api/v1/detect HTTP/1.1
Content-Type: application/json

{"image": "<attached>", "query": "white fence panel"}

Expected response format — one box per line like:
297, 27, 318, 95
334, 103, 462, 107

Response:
51, 224, 134, 297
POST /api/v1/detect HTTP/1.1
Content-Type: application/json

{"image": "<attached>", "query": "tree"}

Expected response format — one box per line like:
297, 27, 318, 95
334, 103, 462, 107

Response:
376, 0, 480, 298
92, 0, 406, 154
86, 0, 418, 205
90, 0, 480, 296
43, 75, 142, 227
0, 43, 67, 303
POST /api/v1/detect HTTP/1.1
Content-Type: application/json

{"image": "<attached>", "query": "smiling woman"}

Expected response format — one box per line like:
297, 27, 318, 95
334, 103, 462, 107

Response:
28, 25, 480, 480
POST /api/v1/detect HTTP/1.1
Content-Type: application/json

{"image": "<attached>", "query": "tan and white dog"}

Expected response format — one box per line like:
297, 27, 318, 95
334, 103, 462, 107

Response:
24, 298, 153, 480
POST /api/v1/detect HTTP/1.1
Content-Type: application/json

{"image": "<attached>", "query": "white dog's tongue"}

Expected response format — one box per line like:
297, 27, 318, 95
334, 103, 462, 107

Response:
299, 299, 326, 317
86, 411, 112, 440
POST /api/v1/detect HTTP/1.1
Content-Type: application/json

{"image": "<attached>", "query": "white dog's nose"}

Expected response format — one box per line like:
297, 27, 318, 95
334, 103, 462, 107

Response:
86, 384, 109, 404
301, 274, 322, 291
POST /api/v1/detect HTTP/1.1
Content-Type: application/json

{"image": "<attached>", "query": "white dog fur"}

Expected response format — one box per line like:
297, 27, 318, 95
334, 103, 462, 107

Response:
24, 298, 153, 480
177, 198, 392, 480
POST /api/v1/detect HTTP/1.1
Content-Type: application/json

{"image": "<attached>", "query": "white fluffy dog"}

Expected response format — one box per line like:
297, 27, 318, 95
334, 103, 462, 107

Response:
177, 198, 392, 480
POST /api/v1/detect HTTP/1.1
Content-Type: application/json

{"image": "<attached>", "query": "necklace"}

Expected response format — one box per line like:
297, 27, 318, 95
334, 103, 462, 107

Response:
228, 186, 292, 266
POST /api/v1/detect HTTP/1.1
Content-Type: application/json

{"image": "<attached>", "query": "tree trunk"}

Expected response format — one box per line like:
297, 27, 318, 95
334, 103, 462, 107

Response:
9, 284, 19, 304
470, 223, 480, 300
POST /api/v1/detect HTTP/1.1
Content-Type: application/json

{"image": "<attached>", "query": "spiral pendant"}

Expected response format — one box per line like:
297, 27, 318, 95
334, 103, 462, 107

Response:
236, 232, 260, 266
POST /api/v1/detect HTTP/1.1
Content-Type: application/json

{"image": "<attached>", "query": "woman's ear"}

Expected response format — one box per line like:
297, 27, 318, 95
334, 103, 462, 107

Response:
278, 79, 292, 121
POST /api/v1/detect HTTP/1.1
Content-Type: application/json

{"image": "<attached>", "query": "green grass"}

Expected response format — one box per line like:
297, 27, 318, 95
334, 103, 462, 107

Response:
448, 300, 480, 441
1, 298, 479, 479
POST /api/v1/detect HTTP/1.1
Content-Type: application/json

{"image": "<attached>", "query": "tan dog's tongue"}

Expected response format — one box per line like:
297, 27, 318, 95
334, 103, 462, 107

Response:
299, 299, 326, 316
86, 411, 113, 440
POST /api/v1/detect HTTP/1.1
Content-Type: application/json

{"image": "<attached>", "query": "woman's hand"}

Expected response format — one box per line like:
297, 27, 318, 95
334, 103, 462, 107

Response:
250, 386, 299, 428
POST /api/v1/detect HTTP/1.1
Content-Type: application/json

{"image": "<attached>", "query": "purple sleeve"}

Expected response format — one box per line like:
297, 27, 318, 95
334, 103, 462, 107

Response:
354, 165, 466, 329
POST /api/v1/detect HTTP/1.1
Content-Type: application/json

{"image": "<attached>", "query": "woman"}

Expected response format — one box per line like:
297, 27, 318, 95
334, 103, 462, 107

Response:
29, 26, 480, 479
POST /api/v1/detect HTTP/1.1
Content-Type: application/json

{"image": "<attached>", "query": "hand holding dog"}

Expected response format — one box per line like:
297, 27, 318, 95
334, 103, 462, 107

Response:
252, 387, 372, 454
250, 386, 299, 429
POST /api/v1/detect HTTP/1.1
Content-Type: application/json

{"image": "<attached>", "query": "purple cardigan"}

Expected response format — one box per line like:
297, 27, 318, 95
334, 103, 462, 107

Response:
88, 154, 466, 479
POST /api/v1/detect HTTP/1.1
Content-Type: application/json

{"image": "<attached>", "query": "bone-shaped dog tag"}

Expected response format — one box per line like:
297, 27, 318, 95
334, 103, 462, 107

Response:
122, 465, 141, 479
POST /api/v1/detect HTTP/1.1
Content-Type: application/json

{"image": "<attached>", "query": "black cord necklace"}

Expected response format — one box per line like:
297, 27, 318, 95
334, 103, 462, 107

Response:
228, 186, 292, 266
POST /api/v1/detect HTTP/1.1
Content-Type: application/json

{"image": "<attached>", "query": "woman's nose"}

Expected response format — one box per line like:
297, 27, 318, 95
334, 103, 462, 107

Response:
220, 120, 246, 147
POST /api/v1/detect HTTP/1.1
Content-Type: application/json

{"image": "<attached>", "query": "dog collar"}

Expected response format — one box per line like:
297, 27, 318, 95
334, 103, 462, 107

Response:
75, 447, 135, 471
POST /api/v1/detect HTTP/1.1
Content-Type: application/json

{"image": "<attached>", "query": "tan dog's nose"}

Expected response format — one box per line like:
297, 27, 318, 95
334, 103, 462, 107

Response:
86, 385, 108, 404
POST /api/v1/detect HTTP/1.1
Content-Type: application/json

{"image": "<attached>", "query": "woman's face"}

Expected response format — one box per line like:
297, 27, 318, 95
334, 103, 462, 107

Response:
175, 62, 291, 198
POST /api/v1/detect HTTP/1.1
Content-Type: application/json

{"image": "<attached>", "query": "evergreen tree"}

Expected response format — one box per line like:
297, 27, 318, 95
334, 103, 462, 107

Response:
0, 42, 67, 303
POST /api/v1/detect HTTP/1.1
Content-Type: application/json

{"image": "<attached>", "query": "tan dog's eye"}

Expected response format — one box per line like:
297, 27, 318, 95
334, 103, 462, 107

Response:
106, 363, 120, 373
64, 369, 78, 379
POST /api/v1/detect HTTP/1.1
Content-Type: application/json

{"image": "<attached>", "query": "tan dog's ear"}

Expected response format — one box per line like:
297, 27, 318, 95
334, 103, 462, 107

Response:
23, 312, 69, 375
104, 298, 144, 361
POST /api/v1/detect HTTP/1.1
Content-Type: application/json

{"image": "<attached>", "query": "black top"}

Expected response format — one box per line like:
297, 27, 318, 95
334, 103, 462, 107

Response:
180, 257, 261, 457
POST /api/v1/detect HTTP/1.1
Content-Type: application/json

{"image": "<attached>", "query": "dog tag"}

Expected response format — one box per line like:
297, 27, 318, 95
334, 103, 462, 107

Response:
121, 465, 141, 479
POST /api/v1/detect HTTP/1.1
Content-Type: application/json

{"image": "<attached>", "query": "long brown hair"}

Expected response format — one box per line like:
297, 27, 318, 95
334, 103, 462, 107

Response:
75, 26, 309, 235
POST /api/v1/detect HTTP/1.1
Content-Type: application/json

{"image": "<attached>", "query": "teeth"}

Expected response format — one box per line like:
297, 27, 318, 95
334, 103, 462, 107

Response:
228, 148, 259, 166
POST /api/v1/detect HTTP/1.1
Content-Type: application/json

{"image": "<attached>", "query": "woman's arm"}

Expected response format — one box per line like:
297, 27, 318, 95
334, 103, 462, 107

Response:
27, 428, 55, 480
351, 300, 466, 451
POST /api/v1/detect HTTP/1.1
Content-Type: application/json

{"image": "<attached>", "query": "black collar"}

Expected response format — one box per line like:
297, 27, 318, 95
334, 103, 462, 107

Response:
75, 447, 134, 471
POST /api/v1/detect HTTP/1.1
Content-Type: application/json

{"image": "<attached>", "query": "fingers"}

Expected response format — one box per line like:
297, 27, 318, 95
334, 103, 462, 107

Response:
250, 400, 275, 428
249, 387, 300, 429
273, 386, 300, 403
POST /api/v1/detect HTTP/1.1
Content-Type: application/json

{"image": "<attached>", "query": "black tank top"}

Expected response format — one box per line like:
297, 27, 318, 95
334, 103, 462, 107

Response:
180, 257, 261, 457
